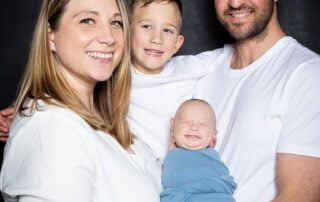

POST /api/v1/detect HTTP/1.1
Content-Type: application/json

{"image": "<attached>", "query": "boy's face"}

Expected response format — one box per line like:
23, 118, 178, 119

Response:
131, 2, 184, 74
172, 102, 217, 150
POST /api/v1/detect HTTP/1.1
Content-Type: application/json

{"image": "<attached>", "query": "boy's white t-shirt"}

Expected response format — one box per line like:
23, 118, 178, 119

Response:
195, 37, 320, 201
128, 50, 223, 161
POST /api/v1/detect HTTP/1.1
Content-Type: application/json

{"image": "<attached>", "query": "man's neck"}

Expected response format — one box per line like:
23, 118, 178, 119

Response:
230, 16, 285, 69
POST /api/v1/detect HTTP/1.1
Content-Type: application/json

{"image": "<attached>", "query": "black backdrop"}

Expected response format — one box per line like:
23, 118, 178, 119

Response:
0, 0, 319, 200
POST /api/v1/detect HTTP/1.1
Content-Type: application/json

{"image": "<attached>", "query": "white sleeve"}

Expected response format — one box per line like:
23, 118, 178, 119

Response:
168, 48, 224, 76
131, 49, 224, 88
277, 58, 320, 157
1, 110, 96, 201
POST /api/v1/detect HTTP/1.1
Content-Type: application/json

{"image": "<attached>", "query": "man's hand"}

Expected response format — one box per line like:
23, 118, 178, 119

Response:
0, 107, 15, 142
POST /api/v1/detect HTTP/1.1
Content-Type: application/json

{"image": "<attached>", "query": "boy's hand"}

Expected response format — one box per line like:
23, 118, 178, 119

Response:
0, 107, 16, 142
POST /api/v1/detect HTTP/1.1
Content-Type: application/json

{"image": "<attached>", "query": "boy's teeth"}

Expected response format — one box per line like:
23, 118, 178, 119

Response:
87, 52, 112, 59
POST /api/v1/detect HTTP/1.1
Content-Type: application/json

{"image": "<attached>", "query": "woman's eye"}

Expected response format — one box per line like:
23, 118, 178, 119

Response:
111, 20, 123, 28
80, 18, 95, 25
142, 24, 151, 29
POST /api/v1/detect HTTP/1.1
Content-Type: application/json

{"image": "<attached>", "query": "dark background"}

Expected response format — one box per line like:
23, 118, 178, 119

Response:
0, 0, 319, 200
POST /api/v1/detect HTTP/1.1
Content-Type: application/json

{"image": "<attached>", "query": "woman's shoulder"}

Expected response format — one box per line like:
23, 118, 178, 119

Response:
11, 100, 94, 140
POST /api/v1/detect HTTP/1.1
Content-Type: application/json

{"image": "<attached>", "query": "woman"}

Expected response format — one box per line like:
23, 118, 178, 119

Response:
0, 0, 161, 201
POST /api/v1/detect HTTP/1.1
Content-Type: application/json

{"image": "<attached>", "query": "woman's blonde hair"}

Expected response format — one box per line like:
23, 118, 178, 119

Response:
14, 0, 133, 148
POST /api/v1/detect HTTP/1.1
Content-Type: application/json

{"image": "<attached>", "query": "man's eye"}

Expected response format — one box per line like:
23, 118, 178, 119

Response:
111, 20, 123, 28
80, 18, 95, 25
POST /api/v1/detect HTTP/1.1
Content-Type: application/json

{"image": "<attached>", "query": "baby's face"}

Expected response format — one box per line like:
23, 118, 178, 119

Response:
172, 102, 217, 150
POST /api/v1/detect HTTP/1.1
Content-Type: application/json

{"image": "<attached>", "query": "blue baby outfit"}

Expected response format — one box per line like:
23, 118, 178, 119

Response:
160, 148, 236, 202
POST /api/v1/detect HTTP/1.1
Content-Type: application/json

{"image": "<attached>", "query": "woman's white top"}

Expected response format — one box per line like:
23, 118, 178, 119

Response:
0, 101, 162, 202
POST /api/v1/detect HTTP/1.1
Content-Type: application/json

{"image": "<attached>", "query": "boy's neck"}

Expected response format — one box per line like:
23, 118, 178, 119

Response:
132, 63, 165, 75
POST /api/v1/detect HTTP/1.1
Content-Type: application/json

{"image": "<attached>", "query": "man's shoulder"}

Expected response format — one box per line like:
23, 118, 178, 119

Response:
281, 37, 320, 63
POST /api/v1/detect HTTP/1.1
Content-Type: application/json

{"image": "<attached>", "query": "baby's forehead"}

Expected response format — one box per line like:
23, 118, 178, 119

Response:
177, 102, 215, 118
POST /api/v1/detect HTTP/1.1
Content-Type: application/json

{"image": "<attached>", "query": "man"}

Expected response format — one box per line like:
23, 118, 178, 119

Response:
195, 0, 320, 201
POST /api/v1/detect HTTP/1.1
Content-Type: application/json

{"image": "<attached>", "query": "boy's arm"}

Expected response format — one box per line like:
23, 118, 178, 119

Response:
0, 107, 15, 141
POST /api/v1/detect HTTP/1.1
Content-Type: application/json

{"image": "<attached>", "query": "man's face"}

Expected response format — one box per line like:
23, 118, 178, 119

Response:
214, 0, 274, 42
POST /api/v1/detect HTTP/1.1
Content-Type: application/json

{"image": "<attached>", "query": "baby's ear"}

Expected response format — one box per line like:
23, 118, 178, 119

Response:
168, 118, 177, 150
209, 129, 218, 148
170, 118, 175, 136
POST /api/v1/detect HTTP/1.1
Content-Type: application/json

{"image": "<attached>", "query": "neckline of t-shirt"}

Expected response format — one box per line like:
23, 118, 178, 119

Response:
131, 64, 170, 77
223, 36, 294, 76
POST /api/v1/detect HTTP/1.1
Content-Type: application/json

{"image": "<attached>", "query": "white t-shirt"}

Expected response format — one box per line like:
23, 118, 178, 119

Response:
0, 101, 162, 202
128, 50, 222, 161
195, 37, 320, 201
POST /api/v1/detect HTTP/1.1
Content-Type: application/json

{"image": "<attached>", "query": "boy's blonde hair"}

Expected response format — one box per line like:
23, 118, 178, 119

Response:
128, 0, 183, 30
14, 0, 133, 148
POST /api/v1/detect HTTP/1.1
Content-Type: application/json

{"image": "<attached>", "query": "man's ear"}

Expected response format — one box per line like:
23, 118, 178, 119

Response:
48, 24, 56, 52
173, 35, 184, 55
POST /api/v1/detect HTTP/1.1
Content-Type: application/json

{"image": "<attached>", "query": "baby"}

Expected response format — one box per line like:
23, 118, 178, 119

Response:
161, 99, 236, 202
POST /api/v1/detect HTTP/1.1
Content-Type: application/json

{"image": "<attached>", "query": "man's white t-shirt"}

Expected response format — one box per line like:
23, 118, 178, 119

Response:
195, 37, 320, 201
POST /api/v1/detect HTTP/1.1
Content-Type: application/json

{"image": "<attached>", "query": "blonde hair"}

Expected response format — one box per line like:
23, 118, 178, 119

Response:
14, 0, 133, 148
128, 0, 183, 30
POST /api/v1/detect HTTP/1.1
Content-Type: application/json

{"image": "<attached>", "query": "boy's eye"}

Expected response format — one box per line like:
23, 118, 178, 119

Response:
111, 20, 123, 28
163, 28, 174, 33
80, 18, 95, 25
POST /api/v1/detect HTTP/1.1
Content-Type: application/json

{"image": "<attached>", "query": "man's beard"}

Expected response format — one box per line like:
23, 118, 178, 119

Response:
218, 1, 274, 42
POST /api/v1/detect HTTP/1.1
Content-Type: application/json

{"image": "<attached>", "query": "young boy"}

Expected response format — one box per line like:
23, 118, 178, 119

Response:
127, 0, 218, 162
161, 99, 236, 202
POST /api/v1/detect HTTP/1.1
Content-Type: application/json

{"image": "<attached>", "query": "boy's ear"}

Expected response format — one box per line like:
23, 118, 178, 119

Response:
48, 24, 56, 52
173, 35, 184, 54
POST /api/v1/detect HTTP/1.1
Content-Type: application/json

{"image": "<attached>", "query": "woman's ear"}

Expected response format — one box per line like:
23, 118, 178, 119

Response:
48, 23, 56, 52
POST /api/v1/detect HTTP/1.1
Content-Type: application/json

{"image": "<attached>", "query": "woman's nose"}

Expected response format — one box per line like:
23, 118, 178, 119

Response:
97, 26, 116, 46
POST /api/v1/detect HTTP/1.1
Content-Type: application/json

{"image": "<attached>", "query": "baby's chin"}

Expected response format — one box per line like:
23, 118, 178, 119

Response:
178, 142, 210, 151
